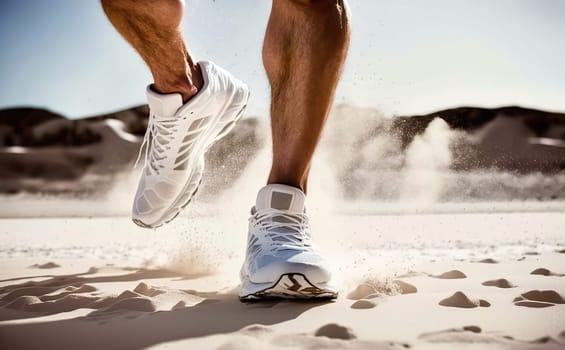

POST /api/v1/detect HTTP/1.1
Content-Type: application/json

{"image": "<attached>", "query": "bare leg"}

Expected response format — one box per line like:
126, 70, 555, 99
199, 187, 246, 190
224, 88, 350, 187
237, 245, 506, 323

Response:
101, 0, 202, 101
264, 0, 350, 192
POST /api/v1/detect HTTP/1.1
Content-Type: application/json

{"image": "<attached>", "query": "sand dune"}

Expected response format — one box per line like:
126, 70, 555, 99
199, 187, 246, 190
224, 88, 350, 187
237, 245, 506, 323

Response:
1, 104, 565, 209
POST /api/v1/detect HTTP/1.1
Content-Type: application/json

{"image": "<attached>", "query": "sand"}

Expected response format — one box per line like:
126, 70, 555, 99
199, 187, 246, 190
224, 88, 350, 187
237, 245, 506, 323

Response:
0, 211, 564, 349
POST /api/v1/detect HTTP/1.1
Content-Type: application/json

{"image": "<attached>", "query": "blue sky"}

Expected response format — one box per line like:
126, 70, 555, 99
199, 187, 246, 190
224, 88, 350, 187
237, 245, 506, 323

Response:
1, 0, 564, 118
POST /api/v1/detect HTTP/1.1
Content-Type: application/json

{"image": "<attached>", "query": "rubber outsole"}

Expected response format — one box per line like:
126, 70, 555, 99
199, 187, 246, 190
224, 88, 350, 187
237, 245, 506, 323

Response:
132, 178, 202, 229
239, 273, 338, 302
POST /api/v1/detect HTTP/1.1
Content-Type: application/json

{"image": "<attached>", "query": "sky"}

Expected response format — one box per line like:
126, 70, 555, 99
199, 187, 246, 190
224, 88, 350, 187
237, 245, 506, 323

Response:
1, 0, 564, 119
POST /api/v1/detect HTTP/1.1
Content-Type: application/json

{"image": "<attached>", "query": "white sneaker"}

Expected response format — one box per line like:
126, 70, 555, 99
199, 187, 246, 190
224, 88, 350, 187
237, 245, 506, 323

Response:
239, 184, 337, 301
132, 61, 249, 228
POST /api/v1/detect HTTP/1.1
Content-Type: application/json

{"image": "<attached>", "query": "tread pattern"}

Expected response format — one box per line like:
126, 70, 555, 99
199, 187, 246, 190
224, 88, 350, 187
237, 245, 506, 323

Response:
240, 273, 338, 302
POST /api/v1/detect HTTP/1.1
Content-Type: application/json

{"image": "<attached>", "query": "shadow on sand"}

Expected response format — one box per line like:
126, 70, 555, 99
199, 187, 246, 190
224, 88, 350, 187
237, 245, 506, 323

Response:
0, 267, 329, 349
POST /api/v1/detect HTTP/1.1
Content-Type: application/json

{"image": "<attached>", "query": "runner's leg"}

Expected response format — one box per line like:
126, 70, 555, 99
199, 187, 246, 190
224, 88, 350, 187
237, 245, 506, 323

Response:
264, 0, 351, 192
101, 0, 202, 101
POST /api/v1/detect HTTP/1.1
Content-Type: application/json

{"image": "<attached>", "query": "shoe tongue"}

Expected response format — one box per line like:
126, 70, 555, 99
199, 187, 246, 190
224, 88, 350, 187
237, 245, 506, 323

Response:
255, 184, 306, 213
146, 86, 183, 120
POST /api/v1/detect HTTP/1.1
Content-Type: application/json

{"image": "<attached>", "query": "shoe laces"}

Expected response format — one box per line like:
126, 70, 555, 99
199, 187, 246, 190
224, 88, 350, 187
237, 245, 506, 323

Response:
248, 208, 313, 256
134, 114, 179, 174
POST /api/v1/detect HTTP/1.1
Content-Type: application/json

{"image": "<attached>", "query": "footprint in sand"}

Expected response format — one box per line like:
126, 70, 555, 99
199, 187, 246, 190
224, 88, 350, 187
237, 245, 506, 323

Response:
432, 270, 467, 279
530, 268, 565, 277
513, 290, 565, 308
482, 278, 516, 288
439, 291, 490, 308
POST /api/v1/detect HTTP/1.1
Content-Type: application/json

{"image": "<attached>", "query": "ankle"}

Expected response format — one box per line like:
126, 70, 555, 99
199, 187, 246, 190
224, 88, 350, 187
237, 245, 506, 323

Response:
153, 63, 203, 102
267, 174, 308, 194
153, 78, 198, 102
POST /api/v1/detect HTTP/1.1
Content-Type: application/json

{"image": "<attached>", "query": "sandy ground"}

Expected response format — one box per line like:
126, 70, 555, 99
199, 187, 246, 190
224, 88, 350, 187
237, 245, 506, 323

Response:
1, 211, 564, 349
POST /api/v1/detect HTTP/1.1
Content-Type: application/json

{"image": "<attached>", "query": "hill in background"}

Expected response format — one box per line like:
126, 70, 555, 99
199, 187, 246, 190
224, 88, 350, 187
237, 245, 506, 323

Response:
0, 104, 564, 201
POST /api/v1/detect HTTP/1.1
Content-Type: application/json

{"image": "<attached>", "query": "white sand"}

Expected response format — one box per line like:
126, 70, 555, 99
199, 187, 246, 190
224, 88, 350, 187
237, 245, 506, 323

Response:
1, 211, 564, 349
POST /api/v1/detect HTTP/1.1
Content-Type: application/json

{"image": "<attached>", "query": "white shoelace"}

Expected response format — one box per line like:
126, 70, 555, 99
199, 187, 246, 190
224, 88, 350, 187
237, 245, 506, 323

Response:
134, 115, 179, 174
248, 208, 313, 257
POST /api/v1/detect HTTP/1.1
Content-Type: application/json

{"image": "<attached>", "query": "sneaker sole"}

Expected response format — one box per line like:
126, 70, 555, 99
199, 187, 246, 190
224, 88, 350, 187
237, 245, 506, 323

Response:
239, 273, 338, 302
133, 89, 250, 229
132, 178, 202, 229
